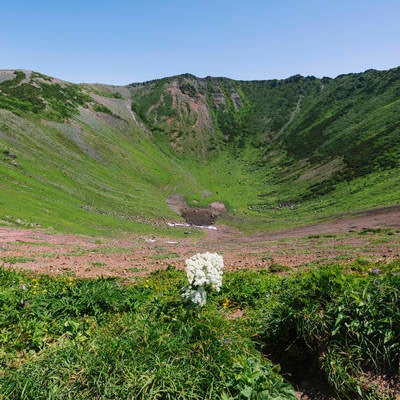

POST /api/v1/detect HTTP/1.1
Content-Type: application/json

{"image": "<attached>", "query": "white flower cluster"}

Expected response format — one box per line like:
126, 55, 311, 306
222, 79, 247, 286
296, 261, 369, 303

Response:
185, 252, 224, 292
181, 286, 207, 307
181, 252, 224, 308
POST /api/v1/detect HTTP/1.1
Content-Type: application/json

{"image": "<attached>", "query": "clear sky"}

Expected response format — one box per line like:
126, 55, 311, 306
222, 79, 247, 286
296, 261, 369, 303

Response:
1, 0, 399, 85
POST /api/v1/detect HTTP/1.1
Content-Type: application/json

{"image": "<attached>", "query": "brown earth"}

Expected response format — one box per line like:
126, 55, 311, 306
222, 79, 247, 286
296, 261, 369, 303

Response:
1, 205, 400, 279
167, 193, 227, 225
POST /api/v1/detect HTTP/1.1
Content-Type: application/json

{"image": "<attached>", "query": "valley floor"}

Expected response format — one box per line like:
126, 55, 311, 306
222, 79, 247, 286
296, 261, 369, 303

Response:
1, 204, 400, 278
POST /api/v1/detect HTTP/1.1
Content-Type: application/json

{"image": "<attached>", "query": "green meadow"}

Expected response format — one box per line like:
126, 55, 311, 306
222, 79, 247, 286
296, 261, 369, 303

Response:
1, 260, 400, 399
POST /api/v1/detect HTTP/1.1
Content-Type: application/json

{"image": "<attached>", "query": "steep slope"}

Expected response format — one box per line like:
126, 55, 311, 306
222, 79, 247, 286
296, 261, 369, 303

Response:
0, 67, 399, 234
282, 68, 400, 184
128, 69, 400, 187
126, 69, 400, 227
0, 70, 204, 234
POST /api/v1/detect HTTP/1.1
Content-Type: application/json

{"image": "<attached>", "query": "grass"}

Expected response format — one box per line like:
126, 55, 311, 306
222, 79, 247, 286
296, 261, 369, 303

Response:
0, 107, 206, 236
90, 261, 107, 267
260, 261, 400, 399
129, 68, 400, 233
0, 267, 295, 399
179, 148, 400, 234
0, 256, 35, 264
151, 252, 180, 260
1, 260, 400, 399
1, 67, 400, 237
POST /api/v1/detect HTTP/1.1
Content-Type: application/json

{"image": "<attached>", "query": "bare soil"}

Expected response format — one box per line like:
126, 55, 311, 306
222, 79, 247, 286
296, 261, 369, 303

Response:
167, 193, 226, 225
1, 205, 400, 279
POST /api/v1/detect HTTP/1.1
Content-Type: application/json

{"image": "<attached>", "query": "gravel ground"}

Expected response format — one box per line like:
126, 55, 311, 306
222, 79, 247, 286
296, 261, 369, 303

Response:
1, 205, 400, 278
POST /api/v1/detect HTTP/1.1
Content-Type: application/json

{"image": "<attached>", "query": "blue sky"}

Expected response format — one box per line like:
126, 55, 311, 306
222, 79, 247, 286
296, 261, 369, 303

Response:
1, 0, 399, 84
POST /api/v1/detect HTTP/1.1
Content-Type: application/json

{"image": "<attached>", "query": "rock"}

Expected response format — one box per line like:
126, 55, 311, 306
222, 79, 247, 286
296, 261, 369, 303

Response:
209, 201, 227, 216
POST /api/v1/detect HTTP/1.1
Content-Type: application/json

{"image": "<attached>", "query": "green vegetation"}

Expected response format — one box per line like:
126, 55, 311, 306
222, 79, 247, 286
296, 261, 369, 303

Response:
0, 71, 92, 121
0, 67, 400, 235
127, 68, 400, 232
283, 69, 400, 178
1, 260, 400, 398
93, 103, 113, 115
151, 251, 180, 260
1, 67, 399, 398
260, 261, 400, 399
90, 261, 107, 267
0, 89, 206, 235
86, 88, 123, 99
0, 256, 35, 265
0, 267, 295, 399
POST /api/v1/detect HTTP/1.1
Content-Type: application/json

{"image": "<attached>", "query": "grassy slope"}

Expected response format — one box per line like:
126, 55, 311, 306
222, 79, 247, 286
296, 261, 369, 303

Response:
0, 68, 400, 234
0, 72, 206, 235
130, 69, 400, 232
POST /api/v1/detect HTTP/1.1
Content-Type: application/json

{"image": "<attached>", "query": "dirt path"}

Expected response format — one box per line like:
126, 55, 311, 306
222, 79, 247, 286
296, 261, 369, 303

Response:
246, 204, 400, 241
1, 205, 400, 278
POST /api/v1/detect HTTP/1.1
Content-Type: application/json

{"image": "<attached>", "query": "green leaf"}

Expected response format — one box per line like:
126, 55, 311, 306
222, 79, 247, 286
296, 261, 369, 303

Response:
241, 386, 253, 399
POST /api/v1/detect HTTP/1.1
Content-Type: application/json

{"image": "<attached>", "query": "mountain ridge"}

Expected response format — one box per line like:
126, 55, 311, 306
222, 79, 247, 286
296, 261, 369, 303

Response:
0, 66, 399, 234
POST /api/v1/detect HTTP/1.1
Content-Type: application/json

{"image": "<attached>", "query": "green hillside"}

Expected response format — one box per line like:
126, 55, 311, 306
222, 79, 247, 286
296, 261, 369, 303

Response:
0, 67, 399, 234
0, 71, 203, 235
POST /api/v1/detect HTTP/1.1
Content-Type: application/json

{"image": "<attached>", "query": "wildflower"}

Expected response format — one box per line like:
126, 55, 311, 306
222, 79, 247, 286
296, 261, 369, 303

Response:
181, 286, 207, 307
222, 298, 231, 309
223, 338, 233, 345
181, 252, 224, 308
185, 252, 224, 292
19, 284, 26, 291
372, 268, 380, 275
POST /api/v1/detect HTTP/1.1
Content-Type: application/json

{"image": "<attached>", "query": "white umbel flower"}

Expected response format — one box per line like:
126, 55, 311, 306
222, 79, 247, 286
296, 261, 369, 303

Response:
181, 286, 207, 307
185, 252, 224, 292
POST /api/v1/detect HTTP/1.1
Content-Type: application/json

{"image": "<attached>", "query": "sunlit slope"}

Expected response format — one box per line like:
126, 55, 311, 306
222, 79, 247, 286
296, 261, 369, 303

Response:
1, 67, 399, 234
127, 69, 400, 230
0, 71, 203, 234
128, 69, 400, 194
